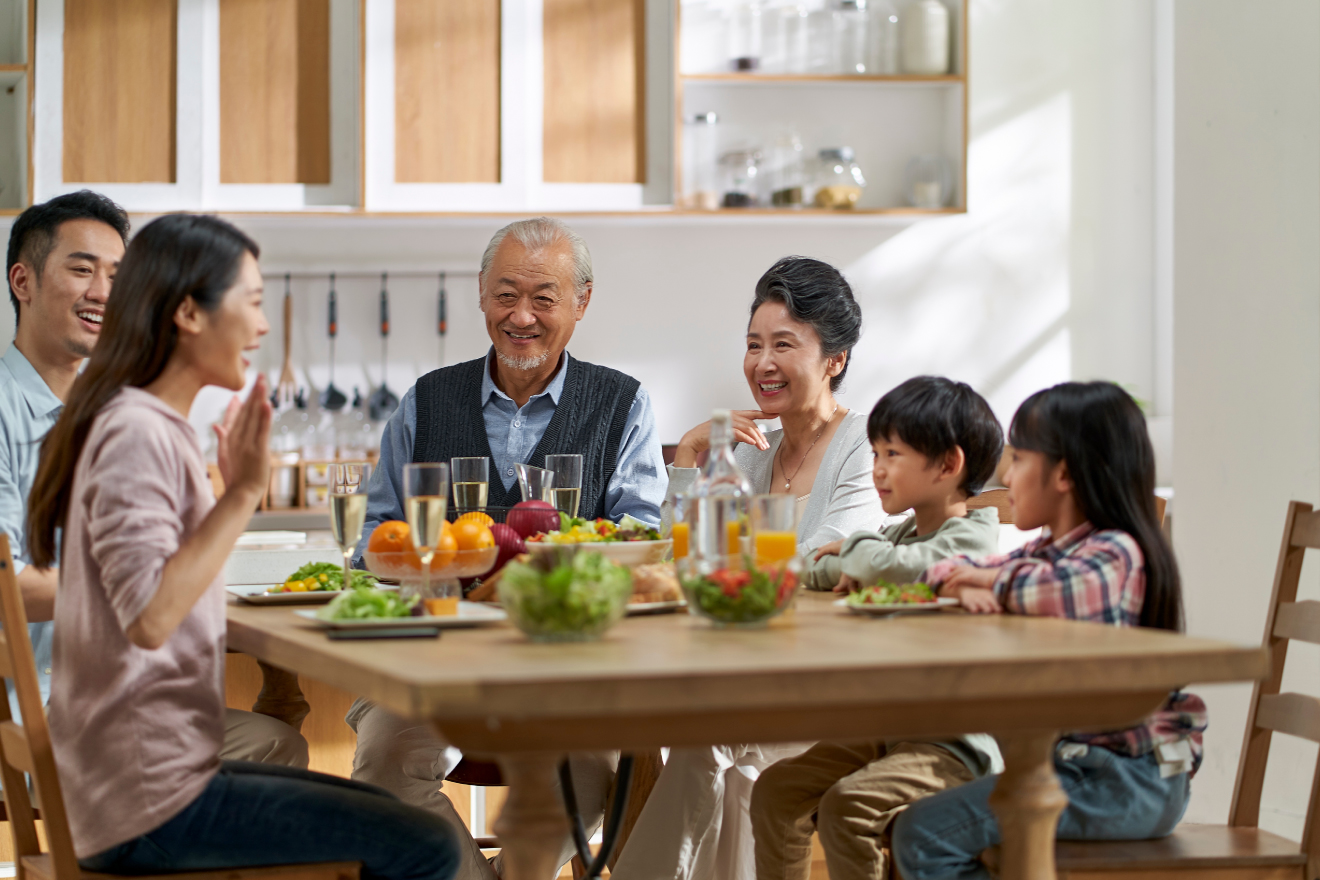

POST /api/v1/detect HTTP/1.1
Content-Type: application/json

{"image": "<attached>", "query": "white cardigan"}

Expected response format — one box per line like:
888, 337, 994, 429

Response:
664, 410, 884, 554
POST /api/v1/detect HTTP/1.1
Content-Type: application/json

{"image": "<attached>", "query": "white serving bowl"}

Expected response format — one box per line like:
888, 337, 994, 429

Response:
525, 539, 672, 567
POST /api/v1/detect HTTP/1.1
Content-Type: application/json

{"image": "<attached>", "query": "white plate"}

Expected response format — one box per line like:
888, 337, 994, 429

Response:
834, 597, 961, 616
227, 584, 394, 605
625, 599, 687, 616
294, 602, 508, 629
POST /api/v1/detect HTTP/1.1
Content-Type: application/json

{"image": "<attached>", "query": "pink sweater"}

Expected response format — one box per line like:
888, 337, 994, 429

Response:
49, 387, 226, 858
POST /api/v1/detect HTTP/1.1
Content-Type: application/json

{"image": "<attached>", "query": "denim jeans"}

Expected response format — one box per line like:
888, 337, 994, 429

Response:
80, 761, 462, 880
891, 745, 1191, 880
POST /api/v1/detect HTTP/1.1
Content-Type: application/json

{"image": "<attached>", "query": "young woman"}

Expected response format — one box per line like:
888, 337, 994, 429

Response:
612, 257, 884, 880
26, 214, 460, 880
890, 381, 1200, 880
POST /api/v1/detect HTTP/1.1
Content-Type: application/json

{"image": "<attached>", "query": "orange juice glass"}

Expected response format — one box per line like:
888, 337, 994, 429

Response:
755, 531, 797, 566
750, 494, 798, 567
671, 521, 690, 559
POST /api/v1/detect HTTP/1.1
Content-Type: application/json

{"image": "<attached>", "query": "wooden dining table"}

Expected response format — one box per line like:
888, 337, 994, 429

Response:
227, 592, 1267, 880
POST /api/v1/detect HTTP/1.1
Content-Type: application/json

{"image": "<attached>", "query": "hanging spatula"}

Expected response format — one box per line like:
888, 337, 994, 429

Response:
367, 272, 400, 421
276, 273, 296, 408
320, 273, 348, 411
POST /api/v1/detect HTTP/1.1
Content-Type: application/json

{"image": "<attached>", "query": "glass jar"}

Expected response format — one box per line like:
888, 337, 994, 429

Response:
869, 0, 899, 73
769, 132, 807, 207
832, 0, 871, 74
901, 0, 949, 75
905, 153, 953, 208
682, 112, 721, 210
727, 0, 763, 71
719, 149, 763, 208
813, 147, 866, 209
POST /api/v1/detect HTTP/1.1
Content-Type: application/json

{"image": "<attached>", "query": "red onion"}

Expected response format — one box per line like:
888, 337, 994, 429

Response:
506, 500, 560, 539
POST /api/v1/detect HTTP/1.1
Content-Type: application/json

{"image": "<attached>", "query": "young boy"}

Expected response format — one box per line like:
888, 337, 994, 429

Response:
751, 375, 1004, 880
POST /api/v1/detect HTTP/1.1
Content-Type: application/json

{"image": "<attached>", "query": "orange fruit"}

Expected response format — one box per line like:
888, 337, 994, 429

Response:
452, 519, 495, 552
457, 511, 495, 528
430, 523, 459, 569
368, 521, 412, 554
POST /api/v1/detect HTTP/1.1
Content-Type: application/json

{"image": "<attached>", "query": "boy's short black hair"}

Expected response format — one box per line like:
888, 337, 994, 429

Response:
7, 190, 131, 326
867, 376, 1004, 496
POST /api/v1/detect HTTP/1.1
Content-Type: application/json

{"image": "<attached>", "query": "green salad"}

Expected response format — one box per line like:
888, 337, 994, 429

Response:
845, 581, 937, 606
317, 586, 417, 620
498, 550, 631, 638
273, 561, 379, 593
680, 559, 798, 624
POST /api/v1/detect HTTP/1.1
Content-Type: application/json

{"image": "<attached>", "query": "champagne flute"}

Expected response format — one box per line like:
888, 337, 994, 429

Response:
329, 463, 371, 593
403, 463, 449, 605
450, 456, 490, 513
545, 454, 583, 518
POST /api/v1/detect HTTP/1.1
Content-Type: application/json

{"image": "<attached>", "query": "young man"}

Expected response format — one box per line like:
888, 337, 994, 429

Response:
750, 375, 1006, 880
2, 191, 306, 766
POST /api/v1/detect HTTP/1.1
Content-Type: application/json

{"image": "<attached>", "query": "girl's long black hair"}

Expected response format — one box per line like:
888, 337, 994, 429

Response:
1009, 382, 1181, 631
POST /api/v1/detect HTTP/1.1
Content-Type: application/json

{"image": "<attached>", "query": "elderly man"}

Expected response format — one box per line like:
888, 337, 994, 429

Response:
349, 217, 666, 879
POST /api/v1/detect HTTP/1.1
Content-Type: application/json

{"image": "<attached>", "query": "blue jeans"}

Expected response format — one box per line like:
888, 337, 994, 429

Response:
892, 745, 1190, 880
80, 761, 462, 880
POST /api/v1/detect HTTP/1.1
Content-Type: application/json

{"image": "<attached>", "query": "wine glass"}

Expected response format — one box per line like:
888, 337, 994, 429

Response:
544, 454, 583, 518
403, 463, 449, 606
329, 463, 371, 593
450, 457, 490, 514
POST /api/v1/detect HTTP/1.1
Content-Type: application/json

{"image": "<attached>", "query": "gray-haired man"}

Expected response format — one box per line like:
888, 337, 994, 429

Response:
349, 218, 666, 879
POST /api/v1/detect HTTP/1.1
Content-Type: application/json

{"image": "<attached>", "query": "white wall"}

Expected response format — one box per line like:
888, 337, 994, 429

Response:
1172, 0, 1320, 837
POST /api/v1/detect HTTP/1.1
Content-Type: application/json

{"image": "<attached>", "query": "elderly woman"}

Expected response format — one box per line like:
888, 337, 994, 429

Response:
612, 256, 884, 880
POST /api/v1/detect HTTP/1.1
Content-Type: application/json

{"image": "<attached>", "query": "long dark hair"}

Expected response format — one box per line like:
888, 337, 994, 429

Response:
1009, 382, 1181, 631
27, 214, 259, 568
750, 257, 862, 392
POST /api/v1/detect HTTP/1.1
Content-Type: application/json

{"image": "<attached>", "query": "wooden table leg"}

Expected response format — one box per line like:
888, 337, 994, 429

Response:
493, 753, 570, 880
252, 660, 310, 732
988, 732, 1067, 880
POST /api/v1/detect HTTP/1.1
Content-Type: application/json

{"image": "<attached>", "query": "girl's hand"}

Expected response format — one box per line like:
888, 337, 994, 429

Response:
218, 375, 272, 500
813, 540, 844, 561
939, 564, 1001, 593
950, 586, 1002, 614
833, 573, 862, 594
673, 410, 774, 466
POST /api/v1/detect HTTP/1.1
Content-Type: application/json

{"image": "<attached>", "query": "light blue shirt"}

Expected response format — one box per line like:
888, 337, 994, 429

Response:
0, 345, 60, 716
355, 349, 666, 563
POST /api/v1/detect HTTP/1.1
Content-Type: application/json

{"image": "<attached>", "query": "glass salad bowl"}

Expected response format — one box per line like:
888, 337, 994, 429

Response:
677, 554, 801, 627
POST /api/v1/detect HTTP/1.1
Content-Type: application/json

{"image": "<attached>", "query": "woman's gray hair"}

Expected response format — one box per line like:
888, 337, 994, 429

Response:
479, 217, 593, 305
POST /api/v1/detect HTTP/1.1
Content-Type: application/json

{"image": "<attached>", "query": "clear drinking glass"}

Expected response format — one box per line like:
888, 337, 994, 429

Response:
329, 463, 371, 593
750, 493, 799, 567
670, 493, 691, 560
402, 463, 449, 605
515, 464, 555, 504
450, 456, 490, 513
544, 454, 583, 518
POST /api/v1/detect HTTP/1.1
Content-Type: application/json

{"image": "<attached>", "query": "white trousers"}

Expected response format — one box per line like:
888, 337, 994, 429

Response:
347, 698, 617, 880
610, 743, 812, 880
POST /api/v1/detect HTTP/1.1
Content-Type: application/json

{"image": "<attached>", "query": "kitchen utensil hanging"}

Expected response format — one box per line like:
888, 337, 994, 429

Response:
368, 272, 400, 421
437, 272, 447, 367
320, 273, 348, 411
275, 273, 297, 408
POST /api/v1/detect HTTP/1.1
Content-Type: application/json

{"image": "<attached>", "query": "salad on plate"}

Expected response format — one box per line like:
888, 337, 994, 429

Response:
527, 513, 662, 544
271, 562, 379, 593
317, 586, 417, 620
844, 581, 939, 607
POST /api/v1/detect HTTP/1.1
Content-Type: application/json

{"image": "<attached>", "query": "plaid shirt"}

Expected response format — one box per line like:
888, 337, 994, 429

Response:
924, 523, 1208, 772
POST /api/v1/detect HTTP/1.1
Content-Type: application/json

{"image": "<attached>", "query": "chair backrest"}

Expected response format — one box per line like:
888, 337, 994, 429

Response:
1229, 501, 1320, 880
0, 535, 80, 880
967, 488, 1013, 525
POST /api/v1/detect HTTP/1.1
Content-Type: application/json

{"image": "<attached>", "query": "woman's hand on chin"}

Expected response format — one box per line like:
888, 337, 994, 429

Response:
673, 410, 774, 467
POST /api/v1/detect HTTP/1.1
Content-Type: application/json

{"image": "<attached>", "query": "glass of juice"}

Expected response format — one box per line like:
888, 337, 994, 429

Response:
670, 493, 690, 560
544, 454, 583, 518
329, 463, 371, 594
514, 464, 556, 504
450, 456, 490, 514
403, 462, 449, 607
750, 493, 798, 568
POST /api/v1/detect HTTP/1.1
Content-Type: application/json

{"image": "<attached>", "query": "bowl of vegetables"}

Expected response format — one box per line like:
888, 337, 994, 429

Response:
497, 548, 632, 642
678, 555, 801, 627
525, 514, 671, 567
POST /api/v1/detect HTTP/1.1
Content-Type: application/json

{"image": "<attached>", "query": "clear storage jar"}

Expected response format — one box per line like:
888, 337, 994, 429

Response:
813, 147, 866, 208
720, 149, 763, 208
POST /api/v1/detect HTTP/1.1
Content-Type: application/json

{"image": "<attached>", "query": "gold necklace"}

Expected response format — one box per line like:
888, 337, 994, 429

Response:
777, 405, 838, 492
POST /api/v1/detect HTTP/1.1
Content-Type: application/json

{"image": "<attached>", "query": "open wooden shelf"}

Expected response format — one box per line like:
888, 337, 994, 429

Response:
681, 72, 964, 84
0, 62, 25, 72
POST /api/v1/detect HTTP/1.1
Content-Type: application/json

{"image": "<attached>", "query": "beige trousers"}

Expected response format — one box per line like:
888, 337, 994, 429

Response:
750, 741, 973, 880
347, 698, 617, 880
221, 708, 309, 768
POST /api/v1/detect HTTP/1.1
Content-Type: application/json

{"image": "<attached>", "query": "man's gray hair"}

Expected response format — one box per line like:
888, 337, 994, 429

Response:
479, 217, 593, 305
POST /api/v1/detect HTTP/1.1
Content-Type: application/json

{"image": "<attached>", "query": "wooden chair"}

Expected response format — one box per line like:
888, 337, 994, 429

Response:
0, 535, 360, 880
984, 499, 1320, 880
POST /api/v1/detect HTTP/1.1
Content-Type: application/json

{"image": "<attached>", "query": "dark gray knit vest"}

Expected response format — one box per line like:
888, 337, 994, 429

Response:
412, 354, 640, 520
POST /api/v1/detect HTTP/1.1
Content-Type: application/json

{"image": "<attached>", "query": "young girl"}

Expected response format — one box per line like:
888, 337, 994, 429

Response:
26, 215, 460, 880
890, 381, 1203, 880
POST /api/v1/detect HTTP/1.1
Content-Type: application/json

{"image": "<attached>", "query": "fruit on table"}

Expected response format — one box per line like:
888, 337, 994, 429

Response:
486, 523, 526, 576
507, 500, 561, 539
453, 519, 495, 552
457, 511, 495, 528
367, 519, 456, 570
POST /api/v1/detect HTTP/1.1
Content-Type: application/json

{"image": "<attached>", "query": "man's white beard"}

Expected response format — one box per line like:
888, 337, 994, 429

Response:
497, 349, 551, 372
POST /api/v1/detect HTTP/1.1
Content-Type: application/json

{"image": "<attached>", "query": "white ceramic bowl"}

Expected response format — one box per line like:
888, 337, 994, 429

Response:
525, 538, 672, 567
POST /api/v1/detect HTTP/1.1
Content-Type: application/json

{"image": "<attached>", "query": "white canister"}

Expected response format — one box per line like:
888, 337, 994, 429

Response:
901, 0, 949, 75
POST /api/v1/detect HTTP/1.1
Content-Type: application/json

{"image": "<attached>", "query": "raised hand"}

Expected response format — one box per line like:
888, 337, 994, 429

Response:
674, 410, 775, 466
218, 374, 272, 500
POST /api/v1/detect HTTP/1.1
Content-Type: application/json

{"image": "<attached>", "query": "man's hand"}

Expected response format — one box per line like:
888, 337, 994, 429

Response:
813, 540, 844, 561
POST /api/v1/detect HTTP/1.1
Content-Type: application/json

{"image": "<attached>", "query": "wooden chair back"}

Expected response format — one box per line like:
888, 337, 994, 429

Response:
967, 488, 1013, 525
0, 535, 80, 880
1230, 500, 1320, 878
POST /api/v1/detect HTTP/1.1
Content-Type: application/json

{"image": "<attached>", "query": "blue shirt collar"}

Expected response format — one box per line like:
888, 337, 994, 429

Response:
480, 347, 570, 408
1, 345, 63, 420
